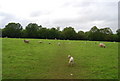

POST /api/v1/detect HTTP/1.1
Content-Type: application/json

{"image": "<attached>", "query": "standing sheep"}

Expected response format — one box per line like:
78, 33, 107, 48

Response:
58, 42, 60, 46
68, 55, 74, 66
38, 41, 42, 43
24, 40, 29, 43
99, 43, 106, 48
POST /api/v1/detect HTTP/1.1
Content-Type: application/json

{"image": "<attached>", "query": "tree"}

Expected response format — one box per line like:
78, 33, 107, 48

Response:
1, 22, 118, 41
25, 23, 39, 38
88, 26, 113, 41
0, 28, 2, 37
88, 26, 100, 41
2, 22, 22, 38
100, 27, 113, 41
62, 27, 77, 40
77, 31, 85, 40
48, 28, 60, 39
116, 29, 120, 41
38, 27, 49, 39
21, 29, 27, 38
110, 34, 118, 42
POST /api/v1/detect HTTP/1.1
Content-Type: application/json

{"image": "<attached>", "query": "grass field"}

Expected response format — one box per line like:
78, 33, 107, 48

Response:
2, 38, 118, 79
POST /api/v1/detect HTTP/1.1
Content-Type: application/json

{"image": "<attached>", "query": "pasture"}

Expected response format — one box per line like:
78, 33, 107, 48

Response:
2, 38, 118, 79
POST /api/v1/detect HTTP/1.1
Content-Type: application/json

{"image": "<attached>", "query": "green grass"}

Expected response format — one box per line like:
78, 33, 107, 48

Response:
2, 38, 118, 79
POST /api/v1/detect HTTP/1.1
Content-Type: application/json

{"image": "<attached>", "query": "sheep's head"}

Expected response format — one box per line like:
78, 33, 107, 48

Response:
68, 55, 71, 59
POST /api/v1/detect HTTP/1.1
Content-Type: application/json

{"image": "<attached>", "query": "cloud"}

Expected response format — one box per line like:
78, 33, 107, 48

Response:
0, 12, 16, 27
30, 10, 51, 17
0, 0, 118, 33
0, 12, 31, 28
50, 1, 118, 32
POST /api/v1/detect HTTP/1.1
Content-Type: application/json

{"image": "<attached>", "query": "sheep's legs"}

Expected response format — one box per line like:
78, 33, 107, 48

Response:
68, 62, 74, 67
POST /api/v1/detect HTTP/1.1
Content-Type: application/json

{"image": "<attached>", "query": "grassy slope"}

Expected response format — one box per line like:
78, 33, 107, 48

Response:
2, 38, 118, 79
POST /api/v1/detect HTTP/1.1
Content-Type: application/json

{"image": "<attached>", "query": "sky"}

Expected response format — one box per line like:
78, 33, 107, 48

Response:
0, 0, 119, 33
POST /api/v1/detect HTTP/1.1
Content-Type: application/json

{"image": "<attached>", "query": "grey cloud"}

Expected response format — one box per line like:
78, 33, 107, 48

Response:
0, 12, 16, 28
30, 10, 51, 17
62, 0, 97, 8
0, 0, 118, 33
61, 1, 117, 24
78, 2, 117, 22
0, 12, 30, 28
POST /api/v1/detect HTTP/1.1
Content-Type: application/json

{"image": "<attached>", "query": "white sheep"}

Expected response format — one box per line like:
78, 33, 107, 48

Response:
38, 41, 42, 43
58, 42, 60, 46
68, 55, 74, 66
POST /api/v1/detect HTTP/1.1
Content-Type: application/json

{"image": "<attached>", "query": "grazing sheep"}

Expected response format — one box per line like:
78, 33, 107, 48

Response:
24, 40, 29, 43
99, 43, 106, 48
38, 41, 42, 43
58, 42, 60, 46
68, 55, 74, 66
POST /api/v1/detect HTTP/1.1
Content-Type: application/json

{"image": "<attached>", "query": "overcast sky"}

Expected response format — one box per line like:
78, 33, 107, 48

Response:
0, 0, 119, 33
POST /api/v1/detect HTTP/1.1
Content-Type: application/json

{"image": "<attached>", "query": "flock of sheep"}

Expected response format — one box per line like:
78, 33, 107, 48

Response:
23, 39, 106, 67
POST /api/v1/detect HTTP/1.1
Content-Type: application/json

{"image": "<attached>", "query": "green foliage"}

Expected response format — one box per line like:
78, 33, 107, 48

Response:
116, 29, 120, 41
77, 31, 85, 40
88, 26, 115, 41
1, 22, 119, 42
38, 28, 49, 39
25, 23, 39, 38
88, 26, 100, 41
2, 23, 22, 38
0, 28, 2, 37
47, 28, 60, 39
62, 27, 77, 40
21, 29, 27, 38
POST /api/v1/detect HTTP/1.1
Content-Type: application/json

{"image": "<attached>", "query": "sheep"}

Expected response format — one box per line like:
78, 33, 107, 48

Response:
38, 41, 42, 43
99, 43, 106, 48
58, 42, 60, 46
24, 40, 29, 43
68, 55, 74, 66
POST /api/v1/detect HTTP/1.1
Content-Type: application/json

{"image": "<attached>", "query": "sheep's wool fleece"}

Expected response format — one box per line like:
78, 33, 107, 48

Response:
69, 57, 74, 63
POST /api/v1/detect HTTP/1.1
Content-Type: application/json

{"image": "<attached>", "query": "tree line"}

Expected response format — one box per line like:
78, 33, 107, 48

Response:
1, 22, 120, 42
